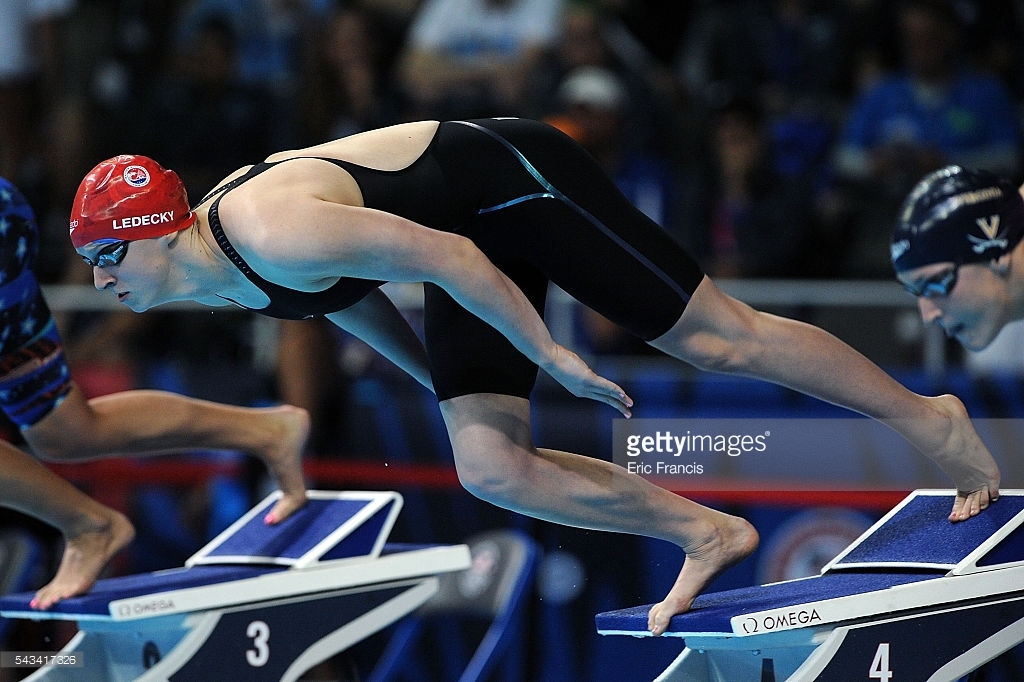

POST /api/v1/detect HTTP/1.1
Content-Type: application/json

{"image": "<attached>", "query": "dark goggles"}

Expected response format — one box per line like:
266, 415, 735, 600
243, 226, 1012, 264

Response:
902, 264, 959, 299
80, 240, 129, 268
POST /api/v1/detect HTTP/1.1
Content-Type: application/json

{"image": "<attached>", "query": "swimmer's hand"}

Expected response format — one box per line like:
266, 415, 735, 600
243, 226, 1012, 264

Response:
544, 344, 633, 417
890, 395, 1000, 522
925, 395, 1000, 522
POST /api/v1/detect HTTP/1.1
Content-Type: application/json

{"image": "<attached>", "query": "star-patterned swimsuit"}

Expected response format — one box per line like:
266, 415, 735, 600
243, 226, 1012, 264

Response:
0, 178, 72, 428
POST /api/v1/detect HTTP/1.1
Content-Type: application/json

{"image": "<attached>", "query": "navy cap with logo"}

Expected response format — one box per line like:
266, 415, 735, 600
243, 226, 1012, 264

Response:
891, 165, 1024, 273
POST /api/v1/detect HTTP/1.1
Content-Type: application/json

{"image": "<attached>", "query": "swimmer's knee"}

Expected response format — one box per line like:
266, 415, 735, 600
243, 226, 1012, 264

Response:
442, 393, 536, 503
452, 446, 530, 506
654, 324, 757, 375
652, 292, 764, 375
24, 411, 96, 462
453, 455, 509, 502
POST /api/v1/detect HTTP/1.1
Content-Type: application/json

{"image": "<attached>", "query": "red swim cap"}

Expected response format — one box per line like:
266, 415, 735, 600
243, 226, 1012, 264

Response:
70, 155, 196, 248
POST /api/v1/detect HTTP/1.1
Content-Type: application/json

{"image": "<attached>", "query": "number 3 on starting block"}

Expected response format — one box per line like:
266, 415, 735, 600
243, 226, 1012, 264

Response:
246, 620, 271, 667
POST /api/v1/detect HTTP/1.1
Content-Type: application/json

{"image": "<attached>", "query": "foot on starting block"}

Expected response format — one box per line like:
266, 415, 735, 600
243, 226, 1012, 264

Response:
188, 489, 404, 568
0, 490, 470, 682
597, 490, 1024, 682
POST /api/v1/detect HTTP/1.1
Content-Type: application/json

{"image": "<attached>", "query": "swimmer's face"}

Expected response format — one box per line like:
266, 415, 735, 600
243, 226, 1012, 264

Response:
80, 237, 171, 312
898, 260, 1011, 351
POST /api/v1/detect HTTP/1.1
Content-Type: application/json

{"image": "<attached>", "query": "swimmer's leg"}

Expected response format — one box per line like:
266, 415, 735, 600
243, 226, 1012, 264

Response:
649, 276, 1000, 522
440, 392, 758, 636
25, 386, 311, 524
0, 442, 134, 608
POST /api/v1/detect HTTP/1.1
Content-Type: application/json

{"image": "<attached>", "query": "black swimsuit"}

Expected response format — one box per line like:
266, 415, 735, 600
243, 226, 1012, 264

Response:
203, 118, 705, 400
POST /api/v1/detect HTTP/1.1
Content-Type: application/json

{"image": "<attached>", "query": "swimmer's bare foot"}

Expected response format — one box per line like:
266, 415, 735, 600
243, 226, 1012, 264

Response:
647, 512, 758, 636
32, 510, 135, 610
258, 405, 311, 524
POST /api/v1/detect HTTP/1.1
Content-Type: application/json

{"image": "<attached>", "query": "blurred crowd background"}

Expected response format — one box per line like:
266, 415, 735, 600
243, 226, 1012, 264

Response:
7, 0, 1024, 437
5, 1, 1024, 679
10, 0, 1024, 285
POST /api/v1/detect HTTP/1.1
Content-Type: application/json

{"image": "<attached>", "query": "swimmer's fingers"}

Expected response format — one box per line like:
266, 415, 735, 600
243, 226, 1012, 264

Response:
546, 345, 633, 417
949, 486, 998, 522
586, 377, 633, 417
567, 366, 633, 417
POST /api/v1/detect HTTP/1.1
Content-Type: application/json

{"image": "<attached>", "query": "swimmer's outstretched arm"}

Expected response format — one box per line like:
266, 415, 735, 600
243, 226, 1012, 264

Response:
251, 200, 633, 416
327, 289, 434, 391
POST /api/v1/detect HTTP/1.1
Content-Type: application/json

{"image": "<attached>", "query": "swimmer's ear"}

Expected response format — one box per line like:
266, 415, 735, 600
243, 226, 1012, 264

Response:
163, 228, 186, 249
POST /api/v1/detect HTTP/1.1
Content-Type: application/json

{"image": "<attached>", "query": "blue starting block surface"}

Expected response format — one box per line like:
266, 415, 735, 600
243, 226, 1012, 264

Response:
597, 490, 1024, 682
597, 570, 941, 637
187, 489, 402, 567
0, 490, 470, 681
0, 565, 282, 621
825, 489, 1024, 573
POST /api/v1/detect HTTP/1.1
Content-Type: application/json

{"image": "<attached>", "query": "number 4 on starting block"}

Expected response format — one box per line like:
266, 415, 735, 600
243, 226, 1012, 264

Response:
869, 642, 892, 681
596, 490, 1024, 682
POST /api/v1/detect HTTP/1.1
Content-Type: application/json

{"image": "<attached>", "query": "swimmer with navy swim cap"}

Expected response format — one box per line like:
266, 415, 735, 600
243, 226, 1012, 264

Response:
894, 165, 1024, 350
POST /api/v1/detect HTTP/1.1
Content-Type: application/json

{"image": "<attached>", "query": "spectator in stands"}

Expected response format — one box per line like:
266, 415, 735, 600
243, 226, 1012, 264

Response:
299, 4, 404, 145
172, 0, 334, 149
526, 1, 674, 151
677, 94, 820, 279
396, 0, 565, 119
672, 0, 852, 275
0, 0, 76, 184
833, 0, 1022, 277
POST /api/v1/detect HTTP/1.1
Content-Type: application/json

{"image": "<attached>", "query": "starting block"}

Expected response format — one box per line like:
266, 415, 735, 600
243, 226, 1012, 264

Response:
597, 490, 1024, 681
0, 490, 470, 681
